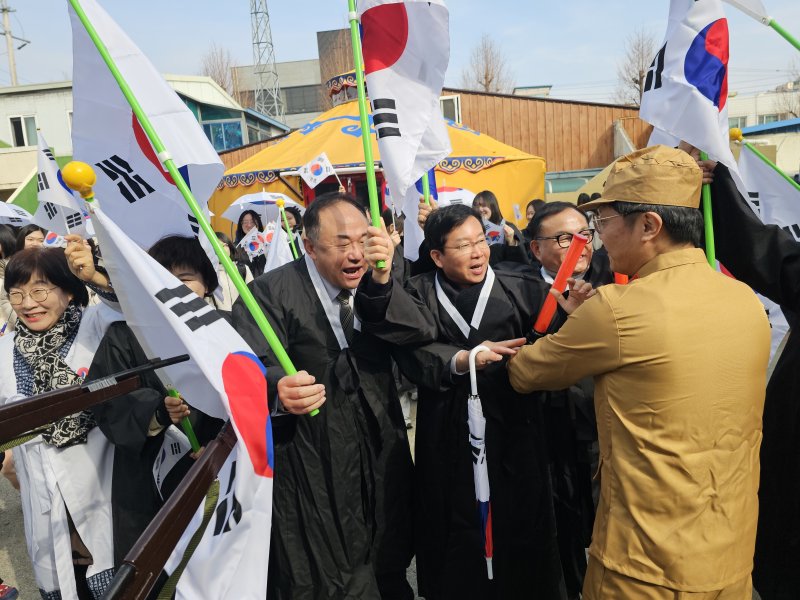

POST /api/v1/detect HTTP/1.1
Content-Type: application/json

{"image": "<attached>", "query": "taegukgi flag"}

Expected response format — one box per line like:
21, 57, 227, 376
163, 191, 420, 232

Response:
298, 152, 335, 189
69, 0, 223, 251
737, 143, 799, 360
33, 131, 91, 236
90, 205, 274, 598
640, 0, 739, 172
263, 218, 295, 274
359, 0, 452, 259
238, 227, 265, 260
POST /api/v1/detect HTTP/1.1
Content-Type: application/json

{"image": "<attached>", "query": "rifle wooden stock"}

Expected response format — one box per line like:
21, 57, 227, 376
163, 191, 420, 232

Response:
0, 355, 189, 447
104, 423, 238, 600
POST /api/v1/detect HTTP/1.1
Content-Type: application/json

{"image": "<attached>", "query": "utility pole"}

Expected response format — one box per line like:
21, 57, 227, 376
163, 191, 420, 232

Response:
1, 0, 17, 86
0, 0, 29, 87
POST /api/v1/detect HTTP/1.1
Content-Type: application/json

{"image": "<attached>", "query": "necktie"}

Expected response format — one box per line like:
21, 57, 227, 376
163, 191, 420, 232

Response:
336, 289, 354, 344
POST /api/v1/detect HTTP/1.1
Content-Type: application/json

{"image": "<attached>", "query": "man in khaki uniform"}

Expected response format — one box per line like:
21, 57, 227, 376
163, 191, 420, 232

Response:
508, 145, 771, 599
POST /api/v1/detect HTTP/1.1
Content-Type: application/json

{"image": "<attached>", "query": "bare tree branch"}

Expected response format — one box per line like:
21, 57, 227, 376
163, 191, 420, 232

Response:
200, 44, 240, 103
459, 34, 514, 94
774, 59, 800, 119
614, 28, 658, 107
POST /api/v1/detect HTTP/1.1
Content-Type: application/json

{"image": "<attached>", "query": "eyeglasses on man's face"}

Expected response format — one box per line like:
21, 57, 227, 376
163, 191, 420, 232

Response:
444, 238, 489, 255
8, 287, 59, 306
534, 228, 595, 249
587, 212, 624, 233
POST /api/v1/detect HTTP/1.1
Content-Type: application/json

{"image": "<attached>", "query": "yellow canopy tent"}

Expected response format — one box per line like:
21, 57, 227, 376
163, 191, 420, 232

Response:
210, 99, 545, 231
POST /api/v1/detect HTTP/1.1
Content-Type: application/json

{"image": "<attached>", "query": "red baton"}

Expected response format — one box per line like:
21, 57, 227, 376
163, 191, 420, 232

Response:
533, 232, 589, 334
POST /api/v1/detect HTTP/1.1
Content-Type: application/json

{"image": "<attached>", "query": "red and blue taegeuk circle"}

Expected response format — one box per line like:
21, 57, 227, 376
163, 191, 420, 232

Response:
222, 351, 274, 478
684, 18, 729, 111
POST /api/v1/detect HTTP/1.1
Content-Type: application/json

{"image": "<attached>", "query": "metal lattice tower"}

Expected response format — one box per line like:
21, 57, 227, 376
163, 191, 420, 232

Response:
250, 0, 284, 120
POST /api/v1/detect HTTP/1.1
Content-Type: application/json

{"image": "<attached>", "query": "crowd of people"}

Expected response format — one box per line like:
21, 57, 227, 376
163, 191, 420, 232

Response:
0, 143, 794, 600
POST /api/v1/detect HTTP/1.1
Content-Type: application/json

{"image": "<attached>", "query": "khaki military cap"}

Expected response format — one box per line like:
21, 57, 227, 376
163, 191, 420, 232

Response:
579, 145, 703, 212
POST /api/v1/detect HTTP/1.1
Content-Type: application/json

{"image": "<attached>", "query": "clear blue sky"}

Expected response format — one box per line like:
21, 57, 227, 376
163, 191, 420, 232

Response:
2, 0, 799, 103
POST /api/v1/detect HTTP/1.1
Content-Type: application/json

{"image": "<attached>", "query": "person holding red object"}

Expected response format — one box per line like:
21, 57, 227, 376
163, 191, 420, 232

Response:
509, 145, 770, 600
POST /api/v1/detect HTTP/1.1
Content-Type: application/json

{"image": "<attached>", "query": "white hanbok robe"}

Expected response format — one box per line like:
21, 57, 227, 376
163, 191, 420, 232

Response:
0, 302, 121, 599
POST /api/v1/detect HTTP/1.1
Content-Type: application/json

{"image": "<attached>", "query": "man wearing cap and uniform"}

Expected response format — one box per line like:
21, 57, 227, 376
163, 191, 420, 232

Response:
508, 145, 771, 599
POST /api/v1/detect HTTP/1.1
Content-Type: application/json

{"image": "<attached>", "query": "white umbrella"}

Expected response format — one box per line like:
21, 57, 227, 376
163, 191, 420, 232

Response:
468, 344, 494, 580
222, 191, 304, 228
0, 203, 33, 226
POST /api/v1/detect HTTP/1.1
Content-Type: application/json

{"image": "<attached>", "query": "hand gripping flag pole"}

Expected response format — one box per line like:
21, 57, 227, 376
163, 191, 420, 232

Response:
700, 150, 717, 267
467, 345, 494, 580
61, 161, 204, 448
533, 232, 590, 334
67, 0, 316, 416
347, 0, 386, 269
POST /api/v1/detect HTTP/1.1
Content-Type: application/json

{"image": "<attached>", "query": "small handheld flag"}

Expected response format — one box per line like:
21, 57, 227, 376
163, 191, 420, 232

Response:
298, 152, 336, 189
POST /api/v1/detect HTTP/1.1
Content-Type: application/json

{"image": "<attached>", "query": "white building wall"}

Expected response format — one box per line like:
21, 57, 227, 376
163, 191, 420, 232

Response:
728, 88, 800, 129
0, 84, 74, 155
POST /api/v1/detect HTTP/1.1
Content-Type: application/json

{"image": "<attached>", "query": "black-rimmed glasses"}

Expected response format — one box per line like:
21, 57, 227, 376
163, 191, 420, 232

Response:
534, 229, 594, 249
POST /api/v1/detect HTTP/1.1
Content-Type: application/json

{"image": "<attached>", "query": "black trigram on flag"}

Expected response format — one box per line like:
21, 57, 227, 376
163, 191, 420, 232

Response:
43, 148, 56, 162
37, 173, 50, 193
95, 155, 155, 204
644, 44, 666, 93
371, 98, 401, 139
748, 191, 761, 216
155, 284, 223, 332
43, 202, 58, 219
65, 211, 83, 230
213, 460, 242, 536
170, 441, 182, 456
188, 213, 200, 236
782, 223, 800, 242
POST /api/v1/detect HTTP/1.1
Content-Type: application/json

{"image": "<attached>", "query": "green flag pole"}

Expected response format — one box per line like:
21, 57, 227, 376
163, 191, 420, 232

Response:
168, 388, 201, 453
768, 19, 800, 53
347, 0, 385, 269
277, 200, 300, 259
421, 171, 431, 206
68, 0, 317, 415
700, 151, 716, 267
743, 141, 800, 193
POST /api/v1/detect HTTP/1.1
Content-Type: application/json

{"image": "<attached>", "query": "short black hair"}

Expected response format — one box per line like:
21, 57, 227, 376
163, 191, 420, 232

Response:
576, 193, 591, 207
4, 247, 90, 306
611, 201, 703, 247
528, 201, 589, 239
15, 225, 47, 253
424, 204, 483, 252
302, 192, 366, 242
472, 190, 503, 224
148, 236, 219, 296
234, 210, 264, 243
0, 225, 17, 259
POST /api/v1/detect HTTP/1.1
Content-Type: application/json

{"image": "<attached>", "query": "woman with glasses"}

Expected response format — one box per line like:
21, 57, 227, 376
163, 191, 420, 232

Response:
0, 246, 123, 599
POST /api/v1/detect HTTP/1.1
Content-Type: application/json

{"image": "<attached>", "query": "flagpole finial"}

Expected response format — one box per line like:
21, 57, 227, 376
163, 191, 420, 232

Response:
729, 128, 744, 142
62, 161, 97, 200
276, 198, 285, 208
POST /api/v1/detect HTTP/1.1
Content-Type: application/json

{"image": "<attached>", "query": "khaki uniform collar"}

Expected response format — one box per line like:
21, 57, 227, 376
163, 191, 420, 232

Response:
636, 247, 708, 279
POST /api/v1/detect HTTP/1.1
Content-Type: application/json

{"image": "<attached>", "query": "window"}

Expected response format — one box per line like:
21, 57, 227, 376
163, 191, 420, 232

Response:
9, 115, 37, 147
758, 114, 780, 125
282, 86, 323, 115
728, 116, 747, 129
440, 95, 461, 123
202, 120, 243, 151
